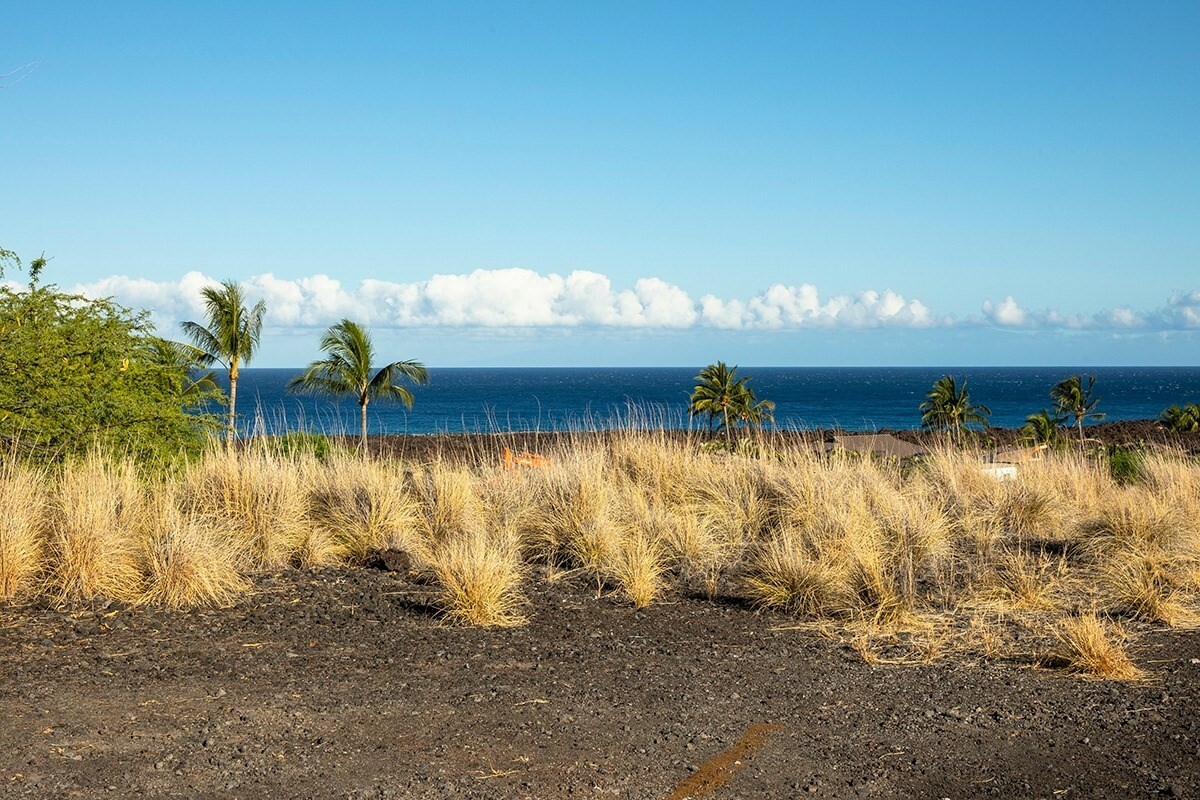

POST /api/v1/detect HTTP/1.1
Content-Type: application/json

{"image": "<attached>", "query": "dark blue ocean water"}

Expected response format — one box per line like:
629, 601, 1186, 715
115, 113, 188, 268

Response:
220, 367, 1200, 436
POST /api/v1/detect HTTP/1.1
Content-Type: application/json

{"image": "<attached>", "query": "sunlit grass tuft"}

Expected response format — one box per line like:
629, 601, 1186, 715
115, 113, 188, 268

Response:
0, 463, 46, 601
49, 454, 145, 604
141, 493, 250, 609
183, 447, 309, 569
427, 530, 526, 627
1054, 614, 1144, 681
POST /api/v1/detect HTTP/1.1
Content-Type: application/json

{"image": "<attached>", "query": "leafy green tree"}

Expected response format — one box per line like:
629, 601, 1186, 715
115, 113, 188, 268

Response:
919, 375, 991, 439
0, 267, 218, 461
1051, 374, 1105, 444
181, 280, 266, 439
287, 319, 428, 453
0, 248, 45, 283
689, 361, 774, 444
1158, 403, 1200, 433
1020, 408, 1066, 445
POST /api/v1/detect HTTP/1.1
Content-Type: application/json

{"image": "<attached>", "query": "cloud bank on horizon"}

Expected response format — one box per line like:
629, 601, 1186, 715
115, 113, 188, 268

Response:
63, 269, 1200, 335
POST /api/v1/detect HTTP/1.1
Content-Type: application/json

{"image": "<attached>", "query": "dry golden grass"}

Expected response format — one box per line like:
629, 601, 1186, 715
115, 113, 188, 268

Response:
141, 493, 250, 609
1102, 551, 1194, 627
0, 463, 46, 601
307, 454, 424, 563
410, 463, 485, 545
745, 529, 852, 616
607, 530, 668, 609
1140, 453, 1200, 518
1083, 492, 1192, 556
427, 530, 526, 627
183, 447, 309, 569
981, 548, 1063, 611
534, 460, 622, 581
49, 454, 145, 604
2, 432, 1197, 674
1054, 614, 1144, 681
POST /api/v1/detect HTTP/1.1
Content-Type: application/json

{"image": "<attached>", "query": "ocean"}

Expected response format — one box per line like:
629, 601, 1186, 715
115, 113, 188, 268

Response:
220, 366, 1200, 436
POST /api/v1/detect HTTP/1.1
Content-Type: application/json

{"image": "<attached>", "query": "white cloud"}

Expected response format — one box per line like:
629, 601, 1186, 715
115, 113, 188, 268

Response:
979, 293, 1200, 332
63, 269, 1200, 336
1159, 291, 1200, 329
981, 296, 1027, 327
74, 270, 218, 321
699, 283, 933, 329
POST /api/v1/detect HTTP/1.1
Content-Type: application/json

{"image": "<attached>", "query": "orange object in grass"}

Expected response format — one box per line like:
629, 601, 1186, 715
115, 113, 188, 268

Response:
502, 447, 552, 470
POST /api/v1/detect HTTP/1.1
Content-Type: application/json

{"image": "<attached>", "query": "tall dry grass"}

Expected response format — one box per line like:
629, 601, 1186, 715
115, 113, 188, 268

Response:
1054, 614, 1144, 681
427, 528, 526, 626
306, 453, 423, 564
183, 447, 309, 569
0, 462, 46, 600
141, 491, 249, 609
49, 454, 145, 604
2, 432, 1197, 679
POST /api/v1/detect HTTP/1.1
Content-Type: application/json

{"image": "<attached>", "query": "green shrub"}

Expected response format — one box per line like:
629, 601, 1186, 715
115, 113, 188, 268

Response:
0, 260, 219, 463
271, 431, 335, 460
1107, 445, 1143, 485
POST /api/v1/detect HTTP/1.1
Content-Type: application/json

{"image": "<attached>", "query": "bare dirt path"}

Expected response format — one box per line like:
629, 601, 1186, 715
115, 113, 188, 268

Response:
2, 567, 1198, 799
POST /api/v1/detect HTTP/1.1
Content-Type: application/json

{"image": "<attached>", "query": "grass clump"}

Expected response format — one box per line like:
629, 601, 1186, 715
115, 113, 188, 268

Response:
307, 454, 422, 563
141, 495, 250, 609
745, 530, 851, 616
183, 447, 309, 569
0, 463, 46, 600
983, 548, 1062, 611
1102, 552, 1193, 627
607, 531, 668, 609
1054, 614, 1144, 681
427, 530, 526, 627
49, 454, 145, 604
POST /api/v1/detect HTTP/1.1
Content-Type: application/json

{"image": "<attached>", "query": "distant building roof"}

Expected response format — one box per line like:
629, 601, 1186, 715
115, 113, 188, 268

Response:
831, 433, 927, 459
993, 444, 1048, 464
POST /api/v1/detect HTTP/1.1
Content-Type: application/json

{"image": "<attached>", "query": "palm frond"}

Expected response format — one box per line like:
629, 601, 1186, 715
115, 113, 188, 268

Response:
179, 321, 222, 367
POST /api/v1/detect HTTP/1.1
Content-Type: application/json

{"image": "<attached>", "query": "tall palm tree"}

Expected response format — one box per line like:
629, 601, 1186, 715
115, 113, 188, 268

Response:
288, 319, 428, 453
688, 361, 772, 444
1051, 374, 1105, 444
1020, 408, 1066, 446
919, 374, 991, 440
181, 280, 266, 439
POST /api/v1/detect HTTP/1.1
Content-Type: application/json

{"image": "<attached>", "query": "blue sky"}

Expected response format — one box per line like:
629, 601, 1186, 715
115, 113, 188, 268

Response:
2, 2, 1198, 366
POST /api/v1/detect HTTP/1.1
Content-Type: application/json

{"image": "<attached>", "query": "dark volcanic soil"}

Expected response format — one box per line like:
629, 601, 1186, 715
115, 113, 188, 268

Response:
2, 568, 1198, 799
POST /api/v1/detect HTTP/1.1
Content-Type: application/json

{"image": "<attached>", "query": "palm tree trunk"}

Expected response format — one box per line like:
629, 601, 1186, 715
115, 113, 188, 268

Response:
360, 397, 369, 459
228, 363, 238, 443
1077, 417, 1084, 446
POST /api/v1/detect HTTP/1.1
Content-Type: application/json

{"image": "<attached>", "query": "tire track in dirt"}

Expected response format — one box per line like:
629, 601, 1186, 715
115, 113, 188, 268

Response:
665, 723, 784, 800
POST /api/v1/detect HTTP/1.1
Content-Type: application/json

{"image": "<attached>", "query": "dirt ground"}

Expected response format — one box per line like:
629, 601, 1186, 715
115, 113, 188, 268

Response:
2, 566, 1198, 799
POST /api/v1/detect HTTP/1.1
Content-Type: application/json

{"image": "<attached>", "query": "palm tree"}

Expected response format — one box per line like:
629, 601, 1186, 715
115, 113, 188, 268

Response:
181, 280, 266, 439
145, 337, 220, 404
287, 319, 428, 454
1051, 374, 1105, 444
737, 395, 776, 428
1158, 403, 1200, 433
1020, 408, 1066, 446
688, 361, 772, 445
919, 375, 991, 440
